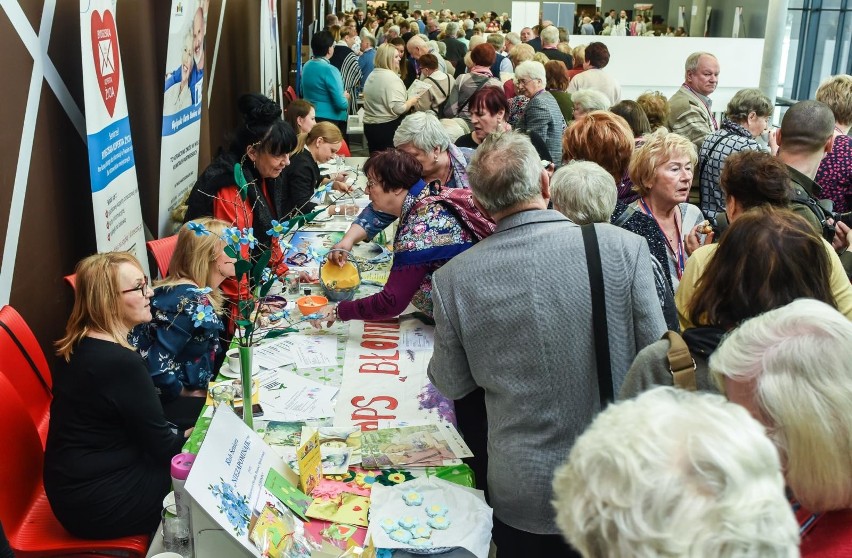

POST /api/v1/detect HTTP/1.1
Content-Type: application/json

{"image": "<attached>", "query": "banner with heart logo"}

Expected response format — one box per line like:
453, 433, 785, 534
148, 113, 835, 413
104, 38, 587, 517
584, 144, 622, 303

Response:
79, 0, 149, 275
156, 0, 209, 237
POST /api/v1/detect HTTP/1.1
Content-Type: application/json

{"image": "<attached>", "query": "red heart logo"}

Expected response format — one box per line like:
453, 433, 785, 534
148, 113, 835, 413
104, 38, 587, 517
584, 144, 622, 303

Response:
90, 10, 120, 117
352, 506, 362, 511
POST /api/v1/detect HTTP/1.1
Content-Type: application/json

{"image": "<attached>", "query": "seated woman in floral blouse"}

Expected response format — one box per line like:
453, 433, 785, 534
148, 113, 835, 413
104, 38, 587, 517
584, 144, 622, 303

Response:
131, 217, 235, 429
316, 149, 493, 324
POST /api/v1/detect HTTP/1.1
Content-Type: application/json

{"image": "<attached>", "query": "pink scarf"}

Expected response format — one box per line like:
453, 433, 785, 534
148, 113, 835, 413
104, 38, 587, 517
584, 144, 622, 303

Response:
471, 65, 493, 77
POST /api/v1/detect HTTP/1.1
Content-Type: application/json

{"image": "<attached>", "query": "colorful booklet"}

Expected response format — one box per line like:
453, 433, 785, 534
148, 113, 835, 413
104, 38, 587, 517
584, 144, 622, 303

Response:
360, 423, 473, 469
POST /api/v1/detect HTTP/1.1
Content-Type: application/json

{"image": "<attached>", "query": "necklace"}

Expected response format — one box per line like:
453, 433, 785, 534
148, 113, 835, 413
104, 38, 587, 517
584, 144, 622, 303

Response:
639, 197, 685, 279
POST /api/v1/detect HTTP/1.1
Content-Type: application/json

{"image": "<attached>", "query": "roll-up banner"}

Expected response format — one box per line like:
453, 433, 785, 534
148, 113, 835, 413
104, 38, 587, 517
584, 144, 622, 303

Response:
156, 0, 209, 237
261, 0, 283, 106
80, 0, 149, 274
296, 0, 304, 95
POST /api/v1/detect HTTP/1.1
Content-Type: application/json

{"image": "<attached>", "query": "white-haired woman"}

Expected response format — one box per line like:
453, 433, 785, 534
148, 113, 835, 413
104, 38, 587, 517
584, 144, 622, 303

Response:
552, 387, 799, 557
329, 112, 472, 264
711, 298, 852, 555
550, 160, 617, 225
513, 60, 566, 163
362, 43, 425, 152
570, 88, 611, 120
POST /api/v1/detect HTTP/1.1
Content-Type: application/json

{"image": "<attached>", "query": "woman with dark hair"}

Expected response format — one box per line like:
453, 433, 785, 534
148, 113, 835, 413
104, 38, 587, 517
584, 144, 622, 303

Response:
329, 25, 362, 119
301, 30, 350, 132
46, 253, 187, 539
315, 149, 491, 324
676, 150, 852, 329
545, 60, 573, 124
444, 43, 503, 129
414, 53, 454, 114
567, 41, 621, 105
284, 98, 317, 134
610, 100, 651, 146
454, 86, 510, 148
621, 205, 839, 399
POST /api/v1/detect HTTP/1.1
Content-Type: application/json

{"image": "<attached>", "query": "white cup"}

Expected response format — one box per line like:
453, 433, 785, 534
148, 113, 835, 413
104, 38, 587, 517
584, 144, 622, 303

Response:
226, 348, 258, 375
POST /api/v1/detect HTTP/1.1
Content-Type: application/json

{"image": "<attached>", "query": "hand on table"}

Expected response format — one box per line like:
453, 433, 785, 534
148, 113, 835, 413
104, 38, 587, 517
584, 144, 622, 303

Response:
308, 304, 337, 329
298, 270, 318, 283
332, 180, 354, 193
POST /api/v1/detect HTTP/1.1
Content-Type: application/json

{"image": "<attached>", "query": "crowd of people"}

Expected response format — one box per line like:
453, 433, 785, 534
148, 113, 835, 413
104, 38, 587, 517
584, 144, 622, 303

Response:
41, 5, 852, 557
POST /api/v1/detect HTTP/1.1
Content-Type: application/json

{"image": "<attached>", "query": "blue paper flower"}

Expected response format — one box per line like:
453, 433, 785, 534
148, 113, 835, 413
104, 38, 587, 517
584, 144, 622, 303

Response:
192, 304, 216, 327
266, 219, 290, 238
223, 227, 241, 247
188, 286, 212, 296
240, 228, 256, 249
268, 309, 290, 322
187, 221, 210, 236
261, 267, 273, 283
304, 312, 324, 320
307, 247, 321, 262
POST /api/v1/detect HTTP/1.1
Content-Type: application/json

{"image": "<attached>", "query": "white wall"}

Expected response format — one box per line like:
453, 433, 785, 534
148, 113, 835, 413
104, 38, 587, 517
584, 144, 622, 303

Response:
568, 36, 765, 109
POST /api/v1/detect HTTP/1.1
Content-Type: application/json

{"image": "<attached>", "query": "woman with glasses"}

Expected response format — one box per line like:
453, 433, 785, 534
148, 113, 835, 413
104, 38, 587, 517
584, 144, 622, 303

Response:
130, 218, 235, 430
513, 60, 566, 163
46, 252, 188, 539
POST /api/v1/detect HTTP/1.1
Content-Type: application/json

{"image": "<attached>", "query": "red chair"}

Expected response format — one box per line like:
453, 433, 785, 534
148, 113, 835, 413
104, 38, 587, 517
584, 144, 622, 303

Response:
63, 274, 76, 291
338, 138, 352, 157
0, 373, 150, 557
285, 85, 298, 102
0, 306, 53, 445
146, 235, 178, 278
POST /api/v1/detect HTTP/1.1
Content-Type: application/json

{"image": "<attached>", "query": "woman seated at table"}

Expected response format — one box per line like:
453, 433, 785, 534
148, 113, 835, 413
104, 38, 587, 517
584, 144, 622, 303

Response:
45, 252, 187, 539
130, 218, 233, 430
454, 86, 510, 149
331, 112, 472, 254
284, 98, 351, 157
280, 122, 353, 218
317, 149, 491, 323
628, 129, 711, 291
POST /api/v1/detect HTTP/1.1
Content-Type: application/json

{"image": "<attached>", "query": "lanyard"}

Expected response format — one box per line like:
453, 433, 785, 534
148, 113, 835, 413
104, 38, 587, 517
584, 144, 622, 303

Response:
682, 84, 718, 130
640, 198, 685, 279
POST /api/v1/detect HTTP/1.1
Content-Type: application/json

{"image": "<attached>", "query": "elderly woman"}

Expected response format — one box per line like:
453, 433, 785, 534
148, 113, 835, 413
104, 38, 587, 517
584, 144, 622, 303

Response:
636, 90, 670, 132
46, 253, 187, 539
281, 122, 353, 218
815, 74, 852, 212
301, 31, 349, 133
444, 43, 503, 129
569, 88, 610, 121
514, 60, 566, 163
611, 100, 652, 147
503, 43, 534, 99
697, 88, 772, 220
567, 44, 586, 82
130, 218, 233, 429
362, 43, 424, 152
414, 53, 455, 114
315, 149, 490, 324
331, 112, 472, 257
552, 387, 799, 556
454, 86, 510, 149
622, 204, 843, 399
567, 42, 621, 105
711, 298, 852, 554
675, 150, 852, 330
545, 60, 573, 124
550, 161, 617, 225
629, 130, 711, 291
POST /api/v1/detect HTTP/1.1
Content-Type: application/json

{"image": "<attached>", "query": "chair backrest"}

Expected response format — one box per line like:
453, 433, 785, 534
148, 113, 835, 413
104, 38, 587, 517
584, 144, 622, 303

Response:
146, 235, 178, 278
0, 372, 43, 533
338, 138, 351, 157
285, 85, 298, 102
64, 274, 77, 291
0, 306, 53, 443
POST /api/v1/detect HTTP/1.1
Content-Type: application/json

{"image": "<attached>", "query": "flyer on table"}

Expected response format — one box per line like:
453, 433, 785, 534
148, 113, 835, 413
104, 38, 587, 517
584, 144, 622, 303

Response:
80, 0, 148, 274
157, 0, 209, 236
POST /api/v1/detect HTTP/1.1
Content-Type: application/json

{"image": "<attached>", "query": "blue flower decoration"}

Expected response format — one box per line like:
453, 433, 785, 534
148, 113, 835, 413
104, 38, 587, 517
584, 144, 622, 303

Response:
188, 286, 212, 296
192, 304, 216, 327
266, 220, 290, 238
304, 312, 324, 320
268, 309, 290, 322
223, 227, 241, 247
261, 267, 273, 283
307, 247, 321, 262
187, 221, 209, 236
240, 228, 256, 249
278, 239, 293, 251
209, 480, 251, 537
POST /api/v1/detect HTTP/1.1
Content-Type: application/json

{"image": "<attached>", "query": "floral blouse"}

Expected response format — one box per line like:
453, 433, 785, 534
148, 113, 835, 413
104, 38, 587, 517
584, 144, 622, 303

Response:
130, 284, 224, 401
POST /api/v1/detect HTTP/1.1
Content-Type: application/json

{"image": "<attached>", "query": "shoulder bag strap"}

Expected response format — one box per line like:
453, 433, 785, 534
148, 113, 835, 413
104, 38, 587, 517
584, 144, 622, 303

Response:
697, 130, 730, 197
613, 204, 637, 228
662, 331, 696, 391
457, 77, 490, 114
425, 76, 447, 98
581, 223, 613, 408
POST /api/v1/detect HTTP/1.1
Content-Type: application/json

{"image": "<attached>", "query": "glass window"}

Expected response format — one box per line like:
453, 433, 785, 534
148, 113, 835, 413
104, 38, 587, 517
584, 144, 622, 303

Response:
840, 12, 852, 72
780, 10, 803, 98
809, 11, 841, 96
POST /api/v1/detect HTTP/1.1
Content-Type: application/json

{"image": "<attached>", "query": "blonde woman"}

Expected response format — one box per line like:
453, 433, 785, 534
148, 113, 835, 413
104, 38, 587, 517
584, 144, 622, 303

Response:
362, 43, 425, 152
46, 252, 187, 539
281, 121, 353, 217
130, 218, 234, 428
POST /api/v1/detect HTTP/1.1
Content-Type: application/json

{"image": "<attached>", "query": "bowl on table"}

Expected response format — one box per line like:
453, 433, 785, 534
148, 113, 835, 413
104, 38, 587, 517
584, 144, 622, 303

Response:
296, 294, 329, 317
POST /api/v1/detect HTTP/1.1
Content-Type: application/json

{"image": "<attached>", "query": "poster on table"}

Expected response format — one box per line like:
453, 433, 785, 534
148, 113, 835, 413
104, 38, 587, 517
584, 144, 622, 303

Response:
335, 317, 454, 430
79, 0, 149, 274
156, 0, 209, 237
260, 0, 283, 106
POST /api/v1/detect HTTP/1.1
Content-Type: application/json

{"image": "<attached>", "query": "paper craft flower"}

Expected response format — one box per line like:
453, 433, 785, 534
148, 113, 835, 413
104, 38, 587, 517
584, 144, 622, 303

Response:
223, 227, 242, 247
209, 480, 251, 536
398, 515, 419, 530
425, 504, 448, 517
187, 221, 209, 236
411, 537, 434, 548
380, 517, 398, 533
266, 219, 290, 238
427, 515, 450, 530
375, 469, 414, 486
240, 227, 257, 249
402, 491, 423, 506
326, 470, 356, 482
192, 303, 216, 327
389, 528, 412, 544
411, 525, 432, 538
354, 470, 379, 488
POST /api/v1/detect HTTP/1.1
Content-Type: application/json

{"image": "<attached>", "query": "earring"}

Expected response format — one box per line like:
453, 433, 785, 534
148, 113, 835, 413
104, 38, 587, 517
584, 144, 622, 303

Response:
434, 154, 438, 162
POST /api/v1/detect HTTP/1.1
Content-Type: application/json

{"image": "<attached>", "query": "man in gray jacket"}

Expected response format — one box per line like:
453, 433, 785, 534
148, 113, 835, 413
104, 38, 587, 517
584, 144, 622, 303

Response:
427, 132, 666, 556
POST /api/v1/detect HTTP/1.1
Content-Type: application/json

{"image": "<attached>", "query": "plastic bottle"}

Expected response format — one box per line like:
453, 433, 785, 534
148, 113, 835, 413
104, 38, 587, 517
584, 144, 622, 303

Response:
170, 452, 196, 558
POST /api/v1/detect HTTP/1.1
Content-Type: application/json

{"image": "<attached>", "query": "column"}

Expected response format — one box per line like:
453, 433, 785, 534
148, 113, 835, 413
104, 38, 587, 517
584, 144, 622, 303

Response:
690, 0, 707, 37
759, 0, 790, 101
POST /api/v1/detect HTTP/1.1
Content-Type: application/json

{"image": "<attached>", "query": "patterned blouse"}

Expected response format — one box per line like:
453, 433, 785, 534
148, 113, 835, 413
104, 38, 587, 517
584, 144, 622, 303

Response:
816, 134, 852, 213
130, 284, 224, 401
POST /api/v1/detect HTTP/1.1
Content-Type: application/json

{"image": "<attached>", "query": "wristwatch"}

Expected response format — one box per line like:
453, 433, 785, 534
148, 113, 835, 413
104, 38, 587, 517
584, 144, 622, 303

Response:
332, 304, 340, 321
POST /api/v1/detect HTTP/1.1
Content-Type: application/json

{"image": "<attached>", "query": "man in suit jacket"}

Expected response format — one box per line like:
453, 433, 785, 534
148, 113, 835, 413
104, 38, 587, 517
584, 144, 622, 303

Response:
441, 21, 468, 69
668, 52, 721, 151
428, 132, 666, 556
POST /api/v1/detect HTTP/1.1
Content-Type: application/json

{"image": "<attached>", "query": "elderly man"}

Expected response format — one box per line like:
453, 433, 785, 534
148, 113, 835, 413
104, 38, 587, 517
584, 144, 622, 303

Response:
358, 34, 376, 88
441, 21, 467, 71
504, 31, 521, 52
486, 33, 513, 77
527, 24, 542, 51
519, 26, 533, 43
539, 25, 572, 67
426, 17, 440, 40
668, 52, 721, 151
384, 25, 400, 43
407, 34, 447, 74
427, 132, 666, 557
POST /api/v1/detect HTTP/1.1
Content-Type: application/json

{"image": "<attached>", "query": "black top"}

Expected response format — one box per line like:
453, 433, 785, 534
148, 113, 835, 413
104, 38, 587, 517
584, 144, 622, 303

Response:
541, 48, 573, 68
281, 148, 322, 218
527, 36, 542, 52
455, 133, 479, 149
44, 337, 184, 537
442, 37, 467, 66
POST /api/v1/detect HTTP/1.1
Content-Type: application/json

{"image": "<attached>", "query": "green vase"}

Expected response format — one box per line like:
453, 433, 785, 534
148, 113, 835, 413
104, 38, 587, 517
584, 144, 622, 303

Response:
238, 344, 254, 429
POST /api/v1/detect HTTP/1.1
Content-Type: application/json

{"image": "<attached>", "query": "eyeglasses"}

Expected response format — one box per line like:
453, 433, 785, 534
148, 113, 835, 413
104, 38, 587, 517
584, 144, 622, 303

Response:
122, 276, 151, 295
365, 177, 379, 191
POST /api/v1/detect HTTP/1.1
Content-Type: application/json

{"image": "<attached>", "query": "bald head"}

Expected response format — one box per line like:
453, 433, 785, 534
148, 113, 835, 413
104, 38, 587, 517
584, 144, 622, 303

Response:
779, 100, 835, 155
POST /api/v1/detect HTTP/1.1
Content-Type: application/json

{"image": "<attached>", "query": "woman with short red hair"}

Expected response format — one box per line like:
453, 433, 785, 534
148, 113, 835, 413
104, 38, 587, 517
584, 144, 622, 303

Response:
443, 43, 503, 130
